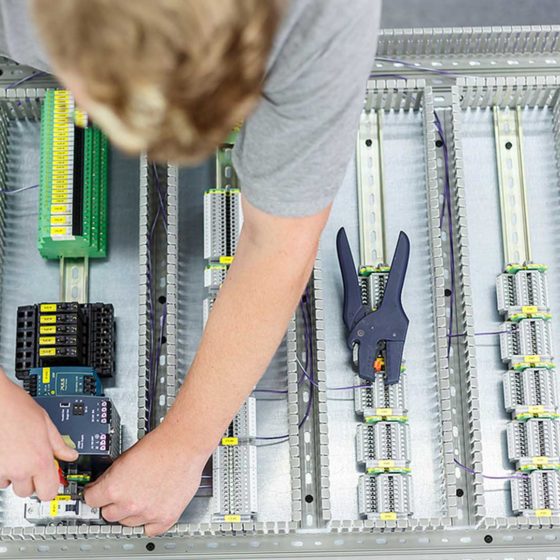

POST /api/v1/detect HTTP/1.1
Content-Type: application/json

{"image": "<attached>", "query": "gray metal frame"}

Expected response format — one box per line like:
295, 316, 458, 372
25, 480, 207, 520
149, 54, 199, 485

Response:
0, 24, 560, 560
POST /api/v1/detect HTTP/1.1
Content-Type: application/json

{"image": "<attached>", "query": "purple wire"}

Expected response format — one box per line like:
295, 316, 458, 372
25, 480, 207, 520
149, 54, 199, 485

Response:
253, 388, 289, 395
454, 458, 528, 480
6, 70, 47, 89
375, 57, 461, 78
449, 330, 507, 338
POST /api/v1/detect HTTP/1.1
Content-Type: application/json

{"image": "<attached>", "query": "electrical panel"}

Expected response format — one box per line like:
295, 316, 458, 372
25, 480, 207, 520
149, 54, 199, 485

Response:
38, 89, 108, 259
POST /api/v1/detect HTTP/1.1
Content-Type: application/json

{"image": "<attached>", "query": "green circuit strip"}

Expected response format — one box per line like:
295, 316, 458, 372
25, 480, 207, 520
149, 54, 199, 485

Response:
38, 89, 109, 259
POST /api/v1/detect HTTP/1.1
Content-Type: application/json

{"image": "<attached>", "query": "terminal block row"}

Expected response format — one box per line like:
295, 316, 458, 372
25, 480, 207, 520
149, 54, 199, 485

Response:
38, 89, 108, 259
223, 398, 257, 442
499, 318, 553, 368
359, 269, 389, 311
356, 422, 410, 473
354, 374, 408, 419
497, 268, 549, 319
507, 419, 560, 469
204, 263, 229, 293
203, 189, 243, 263
511, 470, 560, 517
503, 368, 559, 419
358, 473, 412, 520
15, 302, 115, 379
212, 444, 258, 523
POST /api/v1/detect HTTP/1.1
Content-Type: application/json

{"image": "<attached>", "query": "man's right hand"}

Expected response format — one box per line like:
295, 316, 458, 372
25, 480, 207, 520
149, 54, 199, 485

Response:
0, 369, 79, 500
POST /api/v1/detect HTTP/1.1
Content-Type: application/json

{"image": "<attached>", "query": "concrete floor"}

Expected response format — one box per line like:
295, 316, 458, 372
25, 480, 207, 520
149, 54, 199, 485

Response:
381, 0, 560, 28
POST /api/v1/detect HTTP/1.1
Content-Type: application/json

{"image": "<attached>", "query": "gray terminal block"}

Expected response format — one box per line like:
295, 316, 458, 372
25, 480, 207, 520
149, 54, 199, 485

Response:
499, 319, 553, 366
225, 397, 257, 441
358, 473, 412, 520
511, 469, 560, 516
356, 422, 411, 473
204, 263, 229, 292
202, 295, 216, 327
203, 188, 243, 262
212, 444, 258, 523
367, 272, 389, 310
354, 374, 407, 418
24, 497, 101, 525
496, 269, 549, 317
506, 419, 560, 468
503, 368, 559, 418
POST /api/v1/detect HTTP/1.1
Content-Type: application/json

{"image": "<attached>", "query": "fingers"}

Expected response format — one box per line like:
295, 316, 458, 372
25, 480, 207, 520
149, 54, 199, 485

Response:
120, 516, 148, 528
101, 503, 136, 523
83, 476, 112, 509
12, 478, 34, 498
45, 416, 79, 462
145, 523, 173, 537
0, 478, 10, 489
33, 467, 60, 502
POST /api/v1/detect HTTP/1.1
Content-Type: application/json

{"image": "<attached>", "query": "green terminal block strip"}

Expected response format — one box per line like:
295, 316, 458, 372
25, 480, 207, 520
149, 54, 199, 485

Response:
38, 89, 109, 259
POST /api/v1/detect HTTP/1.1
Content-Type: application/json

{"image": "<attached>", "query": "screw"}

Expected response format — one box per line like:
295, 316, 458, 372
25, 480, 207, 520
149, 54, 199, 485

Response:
357, 329, 365, 337
484, 535, 493, 544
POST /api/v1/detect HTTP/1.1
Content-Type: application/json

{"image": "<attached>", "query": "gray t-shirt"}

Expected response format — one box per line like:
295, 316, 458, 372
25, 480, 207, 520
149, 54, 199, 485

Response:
0, 0, 381, 217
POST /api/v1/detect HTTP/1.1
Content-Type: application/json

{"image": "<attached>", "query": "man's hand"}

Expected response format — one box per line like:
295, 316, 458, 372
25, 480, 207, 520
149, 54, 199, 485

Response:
0, 369, 79, 500
84, 423, 207, 536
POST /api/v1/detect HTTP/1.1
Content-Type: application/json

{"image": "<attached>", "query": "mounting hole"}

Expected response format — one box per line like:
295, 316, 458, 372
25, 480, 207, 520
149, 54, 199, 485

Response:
365, 139, 372, 147
444, 288, 452, 297
505, 141, 513, 150
158, 295, 166, 305
161, 336, 167, 344
304, 494, 314, 503
146, 542, 155, 551
484, 535, 493, 544
456, 488, 464, 497
435, 139, 443, 148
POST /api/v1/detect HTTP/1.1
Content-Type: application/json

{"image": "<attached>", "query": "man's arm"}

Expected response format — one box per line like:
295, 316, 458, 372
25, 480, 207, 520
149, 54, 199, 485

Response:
84, 196, 331, 536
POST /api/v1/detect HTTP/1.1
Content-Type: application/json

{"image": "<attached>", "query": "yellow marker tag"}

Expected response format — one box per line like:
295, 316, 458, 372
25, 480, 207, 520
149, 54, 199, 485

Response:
223, 514, 241, 523
40, 315, 57, 324
376, 408, 393, 416
533, 456, 549, 465
49, 500, 59, 517
378, 459, 395, 468
522, 306, 538, 315
528, 405, 545, 414
50, 215, 70, 226
221, 437, 239, 446
42, 368, 51, 384
39, 348, 56, 357
40, 325, 57, 334
40, 304, 57, 312
536, 509, 552, 517
39, 337, 56, 346
51, 204, 69, 214
219, 256, 234, 265
525, 355, 541, 364
50, 226, 70, 236
380, 512, 397, 521
56, 495, 71, 501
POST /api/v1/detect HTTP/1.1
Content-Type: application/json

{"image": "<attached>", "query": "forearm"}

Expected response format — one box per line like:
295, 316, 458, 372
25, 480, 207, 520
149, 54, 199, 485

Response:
162, 200, 329, 457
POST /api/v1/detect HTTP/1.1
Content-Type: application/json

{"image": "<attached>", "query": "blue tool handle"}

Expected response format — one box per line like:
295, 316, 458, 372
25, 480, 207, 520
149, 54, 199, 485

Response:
385, 340, 405, 385
336, 227, 362, 332
381, 231, 410, 308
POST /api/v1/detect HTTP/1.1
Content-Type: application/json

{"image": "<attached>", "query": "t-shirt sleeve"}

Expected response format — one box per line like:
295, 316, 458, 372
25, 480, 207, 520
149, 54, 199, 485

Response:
232, 0, 381, 217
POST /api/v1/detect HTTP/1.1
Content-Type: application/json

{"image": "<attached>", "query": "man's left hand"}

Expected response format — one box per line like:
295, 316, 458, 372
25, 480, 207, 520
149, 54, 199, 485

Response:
84, 423, 208, 536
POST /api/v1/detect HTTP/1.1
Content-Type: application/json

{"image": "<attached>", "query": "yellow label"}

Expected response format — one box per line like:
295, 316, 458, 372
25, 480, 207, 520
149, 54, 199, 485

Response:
536, 509, 552, 517
219, 256, 234, 265
49, 500, 59, 517
40, 304, 57, 312
528, 405, 545, 414
39, 348, 56, 357
40, 325, 57, 334
533, 456, 549, 465
525, 355, 541, 364
223, 515, 241, 523
380, 512, 397, 521
40, 315, 57, 324
50, 226, 70, 236
378, 459, 395, 468
50, 216, 70, 226
376, 408, 393, 416
39, 337, 56, 346
42, 368, 51, 384
56, 495, 71, 501
522, 306, 538, 315
221, 437, 239, 446
51, 204, 69, 214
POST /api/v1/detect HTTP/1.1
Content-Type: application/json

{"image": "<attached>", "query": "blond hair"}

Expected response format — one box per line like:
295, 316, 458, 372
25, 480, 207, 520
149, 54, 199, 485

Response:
31, 0, 281, 163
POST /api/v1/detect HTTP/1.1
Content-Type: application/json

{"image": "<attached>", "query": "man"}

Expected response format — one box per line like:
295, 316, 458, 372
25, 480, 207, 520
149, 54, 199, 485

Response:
0, 0, 380, 536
